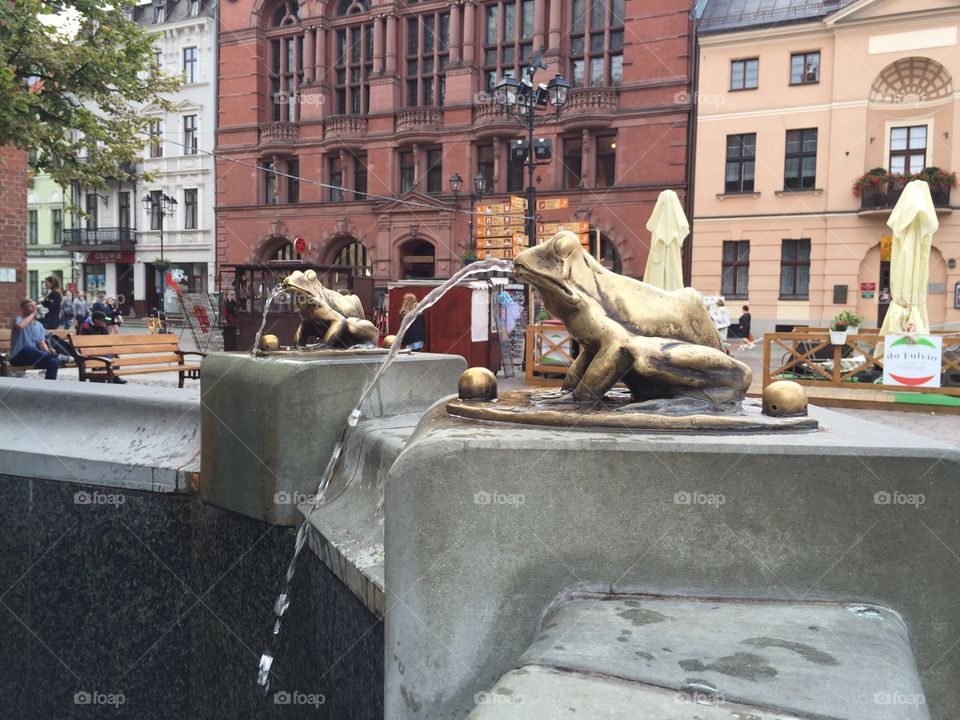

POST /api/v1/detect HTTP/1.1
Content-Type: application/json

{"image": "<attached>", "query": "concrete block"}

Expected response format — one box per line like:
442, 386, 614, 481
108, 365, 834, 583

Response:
482, 596, 925, 720
200, 351, 465, 525
0, 377, 199, 493
384, 403, 960, 719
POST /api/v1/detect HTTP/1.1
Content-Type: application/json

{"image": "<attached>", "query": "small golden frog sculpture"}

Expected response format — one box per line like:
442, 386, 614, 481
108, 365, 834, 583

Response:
282, 269, 380, 347
513, 232, 752, 406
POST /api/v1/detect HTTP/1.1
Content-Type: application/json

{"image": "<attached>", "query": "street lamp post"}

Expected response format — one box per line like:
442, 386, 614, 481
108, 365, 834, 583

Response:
494, 67, 570, 248
449, 172, 491, 253
141, 192, 178, 264
142, 192, 178, 303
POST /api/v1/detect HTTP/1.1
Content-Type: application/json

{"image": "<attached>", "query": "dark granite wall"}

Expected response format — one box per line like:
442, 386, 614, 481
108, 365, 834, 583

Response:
0, 474, 383, 719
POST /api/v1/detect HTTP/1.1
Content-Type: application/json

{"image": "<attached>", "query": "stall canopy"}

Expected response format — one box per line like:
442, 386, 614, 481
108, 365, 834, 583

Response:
643, 189, 688, 291
880, 179, 938, 336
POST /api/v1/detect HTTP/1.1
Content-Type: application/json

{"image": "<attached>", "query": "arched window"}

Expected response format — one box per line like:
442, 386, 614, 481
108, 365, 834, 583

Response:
569, 0, 624, 87
400, 239, 435, 278
270, 242, 296, 261
333, 240, 373, 277
588, 232, 621, 274
267, 1, 304, 122
335, 0, 368, 14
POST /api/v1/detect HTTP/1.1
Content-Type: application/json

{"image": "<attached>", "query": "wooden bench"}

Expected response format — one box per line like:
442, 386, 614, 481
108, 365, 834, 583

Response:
68, 333, 205, 387
0, 327, 71, 377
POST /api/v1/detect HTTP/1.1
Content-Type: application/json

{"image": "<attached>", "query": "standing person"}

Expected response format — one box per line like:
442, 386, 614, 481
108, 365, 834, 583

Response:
40, 276, 62, 330
398, 292, 425, 351
9, 299, 59, 379
72, 292, 90, 331
104, 296, 123, 334
738, 305, 753, 344
91, 292, 107, 315
710, 299, 731, 341
60, 291, 75, 330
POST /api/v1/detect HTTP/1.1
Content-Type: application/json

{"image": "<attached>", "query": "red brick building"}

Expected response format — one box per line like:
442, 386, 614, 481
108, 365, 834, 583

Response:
216, 0, 694, 291
0, 146, 28, 318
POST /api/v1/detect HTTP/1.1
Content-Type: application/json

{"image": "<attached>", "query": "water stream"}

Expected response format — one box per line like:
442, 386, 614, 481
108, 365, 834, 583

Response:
257, 258, 514, 694
251, 285, 286, 355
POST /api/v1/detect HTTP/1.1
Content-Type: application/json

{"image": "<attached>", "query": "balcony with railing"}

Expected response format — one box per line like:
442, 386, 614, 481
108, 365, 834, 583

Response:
859, 185, 951, 213
560, 87, 619, 129
323, 115, 368, 140
258, 122, 299, 149
395, 107, 444, 134
62, 227, 138, 250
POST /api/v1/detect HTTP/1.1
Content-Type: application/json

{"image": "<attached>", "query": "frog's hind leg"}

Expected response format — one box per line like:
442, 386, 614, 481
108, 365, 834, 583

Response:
561, 348, 595, 392
571, 344, 632, 402
345, 318, 380, 346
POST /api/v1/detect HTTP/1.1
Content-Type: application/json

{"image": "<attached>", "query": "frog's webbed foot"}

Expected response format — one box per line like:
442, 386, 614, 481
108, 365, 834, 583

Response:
532, 389, 606, 407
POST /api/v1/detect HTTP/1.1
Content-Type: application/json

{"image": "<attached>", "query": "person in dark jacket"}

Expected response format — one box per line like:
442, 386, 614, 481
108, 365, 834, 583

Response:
78, 311, 111, 336
398, 292, 425, 351
40, 276, 62, 330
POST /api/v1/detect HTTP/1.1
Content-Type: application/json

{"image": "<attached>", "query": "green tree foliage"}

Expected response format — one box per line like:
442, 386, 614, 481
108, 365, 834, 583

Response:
0, 0, 181, 187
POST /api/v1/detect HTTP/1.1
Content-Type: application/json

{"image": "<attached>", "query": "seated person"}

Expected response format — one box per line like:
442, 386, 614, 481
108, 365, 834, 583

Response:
10, 299, 59, 379
78, 310, 111, 336
78, 311, 125, 382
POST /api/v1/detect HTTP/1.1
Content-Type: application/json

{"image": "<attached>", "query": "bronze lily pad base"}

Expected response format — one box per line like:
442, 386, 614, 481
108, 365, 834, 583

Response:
446, 390, 819, 434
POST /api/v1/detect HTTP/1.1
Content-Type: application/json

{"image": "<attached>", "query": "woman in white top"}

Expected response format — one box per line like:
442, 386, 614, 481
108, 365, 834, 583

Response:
711, 299, 731, 341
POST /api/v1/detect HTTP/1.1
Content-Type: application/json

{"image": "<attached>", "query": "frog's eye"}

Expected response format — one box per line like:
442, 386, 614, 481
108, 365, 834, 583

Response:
553, 231, 580, 259
304, 269, 318, 282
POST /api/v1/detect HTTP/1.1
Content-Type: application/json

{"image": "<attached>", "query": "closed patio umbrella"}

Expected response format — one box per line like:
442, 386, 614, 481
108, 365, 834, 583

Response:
879, 179, 937, 336
643, 189, 688, 290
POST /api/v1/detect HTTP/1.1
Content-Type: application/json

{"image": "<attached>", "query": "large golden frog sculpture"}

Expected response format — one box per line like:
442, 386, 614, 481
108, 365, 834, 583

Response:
282, 269, 380, 348
513, 231, 751, 406
447, 231, 815, 432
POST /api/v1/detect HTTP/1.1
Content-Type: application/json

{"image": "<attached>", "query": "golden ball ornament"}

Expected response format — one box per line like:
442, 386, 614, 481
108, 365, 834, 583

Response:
458, 367, 498, 401
762, 380, 808, 417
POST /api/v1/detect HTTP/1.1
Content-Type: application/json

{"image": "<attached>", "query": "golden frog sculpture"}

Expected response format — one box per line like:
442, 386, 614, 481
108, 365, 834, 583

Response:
513, 231, 752, 407
282, 269, 380, 347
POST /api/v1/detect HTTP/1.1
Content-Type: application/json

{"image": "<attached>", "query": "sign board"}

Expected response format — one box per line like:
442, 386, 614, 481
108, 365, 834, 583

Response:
0, 268, 16, 283
509, 195, 527, 210
880, 235, 893, 262
928, 282, 945, 294
537, 198, 569, 211
861, 291, 875, 299
85, 251, 135, 264
860, 282, 876, 291
27, 247, 71, 258
883, 335, 942, 388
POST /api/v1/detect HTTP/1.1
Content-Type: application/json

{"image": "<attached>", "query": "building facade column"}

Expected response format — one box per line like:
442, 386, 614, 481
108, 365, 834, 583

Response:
581, 129, 592, 188
373, 15, 385, 74
548, 0, 562, 52
412, 143, 422, 191
462, 0, 475, 64
533, 0, 546, 52
303, 29, 315, 83
448, 1, 462, 64
316, 23, 328, 85
385, 13, 398, 73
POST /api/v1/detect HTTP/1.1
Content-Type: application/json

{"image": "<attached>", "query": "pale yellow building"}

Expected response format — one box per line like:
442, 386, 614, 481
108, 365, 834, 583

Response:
692, 0, 960, 335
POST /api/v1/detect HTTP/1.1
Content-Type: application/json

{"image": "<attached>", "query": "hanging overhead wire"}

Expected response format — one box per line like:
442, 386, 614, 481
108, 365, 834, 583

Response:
141, 129, 539, 222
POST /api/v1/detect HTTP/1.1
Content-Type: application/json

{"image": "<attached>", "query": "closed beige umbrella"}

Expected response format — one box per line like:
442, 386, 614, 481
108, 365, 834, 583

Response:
879, 179, 937, 336
643, 189, 688, 290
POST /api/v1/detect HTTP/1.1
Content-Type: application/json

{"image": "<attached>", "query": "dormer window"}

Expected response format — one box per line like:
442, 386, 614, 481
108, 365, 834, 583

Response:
189, 0, 200, 16
153, 0, 166, 23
